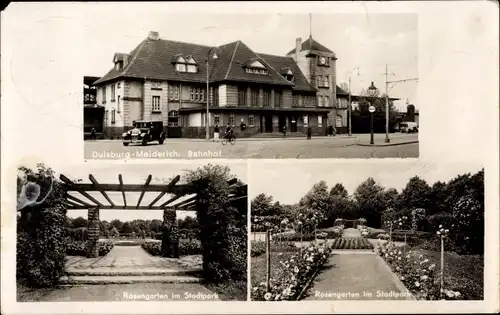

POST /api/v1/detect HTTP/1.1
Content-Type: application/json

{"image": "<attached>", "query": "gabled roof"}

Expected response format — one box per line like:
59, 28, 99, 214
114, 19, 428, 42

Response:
95, 38, 293, 87
286, 37, 334, 55
257, 53, 316, 92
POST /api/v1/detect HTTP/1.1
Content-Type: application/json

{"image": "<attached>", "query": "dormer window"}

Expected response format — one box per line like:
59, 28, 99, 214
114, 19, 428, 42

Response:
185, 56, 198, 73
115, 61, 123, 71
244, 59, 269, 75
281, 68, 294, 82
173, 54, 188, 73
176, 63, 187, 72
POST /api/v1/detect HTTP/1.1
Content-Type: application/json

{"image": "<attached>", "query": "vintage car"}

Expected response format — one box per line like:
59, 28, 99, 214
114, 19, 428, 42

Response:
122, 121, 165, 146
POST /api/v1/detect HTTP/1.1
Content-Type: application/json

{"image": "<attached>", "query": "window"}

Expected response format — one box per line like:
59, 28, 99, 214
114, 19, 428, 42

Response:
238, 87, 246, 106
318, 96, 323, 107
214, 113, 220, 126
212, 86, 219, 106
316, 76, 322, 88
336, 115, 343, 128
228, 113, 235, 126
111, 109, 116, 124
117, 83, 121, 89
251, 88, 259, 106
292, 94, 298, 106
169, 84, 180, 100
303, 114, 309, 126
151, 81, 162, 89
263, 89, 271, 107
318, 115, 323, 127
104, 110, 109, 124
176, 63, 186, 72
102, 87, 107, 103
298, 95, 303, 106
275, 91, 282, 108
168, 110, 179, 127
111, 84, 116, 101
187, 65, 197, 73
324, 76, 329, 88
324, 96, 329, 107
190, 87, 205, 102
117, 96, 121, 112
248, 114, 255, 127
152, 96, 161, 112
245, 67, 268, 75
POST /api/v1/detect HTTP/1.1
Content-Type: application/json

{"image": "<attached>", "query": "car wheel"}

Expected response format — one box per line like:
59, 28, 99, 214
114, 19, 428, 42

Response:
142, 139, 147, 146
159, 138, 164, 145
123, 142, 129, 146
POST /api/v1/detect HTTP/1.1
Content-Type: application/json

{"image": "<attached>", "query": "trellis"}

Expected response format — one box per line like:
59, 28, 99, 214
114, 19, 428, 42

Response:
60, 173, 247, 257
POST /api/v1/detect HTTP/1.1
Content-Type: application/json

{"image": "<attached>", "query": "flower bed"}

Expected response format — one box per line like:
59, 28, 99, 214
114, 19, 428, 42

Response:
377, 241, 442, 300
66, 240, 114, 257
251, 243, 332, 301
142, 239, 202, 256
330, 237, 373, 250
251, 241, 301, 257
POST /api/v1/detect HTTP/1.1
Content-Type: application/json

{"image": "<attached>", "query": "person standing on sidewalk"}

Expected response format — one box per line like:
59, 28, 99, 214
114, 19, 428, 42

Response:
282, 125, 287, 139
213, 124, 220, 142
307, 126, 312, 140
90, 127, 97, 140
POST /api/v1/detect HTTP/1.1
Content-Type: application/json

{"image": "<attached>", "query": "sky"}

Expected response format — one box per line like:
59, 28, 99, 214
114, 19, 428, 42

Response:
83, 11, 418, 111
249, 160, 483, 205
18, 161, 247, 222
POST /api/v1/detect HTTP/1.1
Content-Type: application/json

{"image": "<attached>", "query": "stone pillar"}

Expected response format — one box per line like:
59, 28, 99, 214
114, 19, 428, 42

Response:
87, 207, 100, 258
162, 209, 179, 258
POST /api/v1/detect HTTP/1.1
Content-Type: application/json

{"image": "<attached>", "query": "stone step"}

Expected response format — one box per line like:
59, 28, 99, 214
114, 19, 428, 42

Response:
60, 275, 203, 285
66, 268, 202, 277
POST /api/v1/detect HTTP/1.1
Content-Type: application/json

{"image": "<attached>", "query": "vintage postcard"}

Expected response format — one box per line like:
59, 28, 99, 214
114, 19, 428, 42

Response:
1, 1, 499, 315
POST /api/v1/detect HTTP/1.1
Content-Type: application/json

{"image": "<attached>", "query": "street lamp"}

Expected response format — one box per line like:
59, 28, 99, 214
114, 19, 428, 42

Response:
205, 47, 218, 140
348, 67, 359, 137
367, 82, 378, 145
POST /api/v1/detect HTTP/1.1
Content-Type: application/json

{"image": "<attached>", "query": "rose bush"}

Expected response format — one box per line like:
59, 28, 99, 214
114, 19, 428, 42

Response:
251, 243, 332, 301
375, 241, 462, 300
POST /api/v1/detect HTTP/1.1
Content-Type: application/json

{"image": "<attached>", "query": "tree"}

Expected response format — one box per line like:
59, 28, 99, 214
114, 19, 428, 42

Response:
300, 181, 331, 219
329, 183, 348, 199
382, 188, 400, 210
399, 176, 432, 213
110, 227, 119, 238
71, 216, 88, 228
353, 178, 386, 228
429, 181, 448, 215
150, 219, 163, 233
251, 193, 275, 217
110, 219, 123, 231
121, 222, 133, 234
339, 82, 349, 93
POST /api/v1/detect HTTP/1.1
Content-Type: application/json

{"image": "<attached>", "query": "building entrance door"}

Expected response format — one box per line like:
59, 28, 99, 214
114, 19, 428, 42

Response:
264, 115, 273, 133
278, 115, 286, 132
290, 115, 298, 133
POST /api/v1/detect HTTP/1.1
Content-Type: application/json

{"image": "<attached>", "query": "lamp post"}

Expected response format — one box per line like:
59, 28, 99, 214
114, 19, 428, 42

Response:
367, 82, 378, 145
205, 47, 218, 140
348, 67, 359, 137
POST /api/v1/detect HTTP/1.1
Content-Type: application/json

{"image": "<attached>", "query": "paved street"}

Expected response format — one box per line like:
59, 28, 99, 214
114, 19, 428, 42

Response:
84, 133, 418, 159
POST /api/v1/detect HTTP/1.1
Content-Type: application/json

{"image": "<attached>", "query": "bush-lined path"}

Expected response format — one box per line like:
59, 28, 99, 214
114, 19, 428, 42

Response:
302, 229, 413, 300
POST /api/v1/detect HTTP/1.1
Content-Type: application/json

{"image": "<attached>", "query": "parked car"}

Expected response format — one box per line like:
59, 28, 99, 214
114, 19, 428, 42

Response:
399, 122, 419, 133
122, 121, 165, 146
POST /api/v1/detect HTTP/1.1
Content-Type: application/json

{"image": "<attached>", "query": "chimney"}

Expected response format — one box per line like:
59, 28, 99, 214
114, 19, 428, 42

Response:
148, 31, 159, 40
295, 37, 302, 57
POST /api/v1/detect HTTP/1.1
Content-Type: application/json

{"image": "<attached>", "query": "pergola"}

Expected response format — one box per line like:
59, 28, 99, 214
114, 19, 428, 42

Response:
60, 174, 247, 257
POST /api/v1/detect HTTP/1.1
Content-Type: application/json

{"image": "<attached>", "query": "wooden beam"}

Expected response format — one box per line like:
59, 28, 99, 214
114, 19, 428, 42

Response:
67, 194, 92, 207
171, 195, 197, 208
60, 174, 104, 207
136, 175, 152, 209
65, 205, 197, 211
160, 194, 184, 208
63, 200, 79, 209
230, 195, 247, 202
148, 175, 181, 209
119, 174, 127, 207
227, 178, 238, 186
89, 174, 115, 207
64, 183, 196, 193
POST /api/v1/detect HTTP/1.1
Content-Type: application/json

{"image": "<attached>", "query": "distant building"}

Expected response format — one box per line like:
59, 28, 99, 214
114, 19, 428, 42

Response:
92, 31, 352, 138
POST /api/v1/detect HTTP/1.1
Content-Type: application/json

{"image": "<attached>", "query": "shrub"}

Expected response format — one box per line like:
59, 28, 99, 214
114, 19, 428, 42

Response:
251, 241, 266, 257
142, 241, 162, 256
66, 240, 114, 256
179, 239, 202, 256
251, 243, 332, 301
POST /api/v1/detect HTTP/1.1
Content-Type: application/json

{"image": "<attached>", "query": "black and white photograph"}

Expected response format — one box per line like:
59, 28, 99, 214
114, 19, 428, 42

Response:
250, 161, 484, 301
15, 162, 248, 302
83, 13, 419, 159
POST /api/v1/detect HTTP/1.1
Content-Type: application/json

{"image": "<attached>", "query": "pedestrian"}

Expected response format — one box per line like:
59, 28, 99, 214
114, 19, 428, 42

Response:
307, 126, 312, 139
282, 125, 287, 139
328, 125, 334, 137
90, 127, 97, 140
213, 124, 220, 142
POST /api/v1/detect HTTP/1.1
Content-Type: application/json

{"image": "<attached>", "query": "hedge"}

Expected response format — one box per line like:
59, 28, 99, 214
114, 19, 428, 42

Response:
142, 239, 202, 256
66, 240, 114, 256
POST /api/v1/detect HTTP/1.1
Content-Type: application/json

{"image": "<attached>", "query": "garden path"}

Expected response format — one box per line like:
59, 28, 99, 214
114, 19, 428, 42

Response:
302, 252, 413, 300
342, 228, 362, 238
66, 245, 202, 273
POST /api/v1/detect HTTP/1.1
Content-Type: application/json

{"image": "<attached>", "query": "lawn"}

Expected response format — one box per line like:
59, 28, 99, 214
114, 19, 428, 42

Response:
17, 282, 56, 302
203, 280, 247, 301
412, 248, 484, 300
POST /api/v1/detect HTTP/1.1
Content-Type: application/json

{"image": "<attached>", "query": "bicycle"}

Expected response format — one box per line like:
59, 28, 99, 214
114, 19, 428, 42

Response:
222, 132, 236, 145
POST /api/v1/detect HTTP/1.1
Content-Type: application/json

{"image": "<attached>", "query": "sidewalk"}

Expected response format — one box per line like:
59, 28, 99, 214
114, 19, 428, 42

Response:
356, 134, 419, 147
